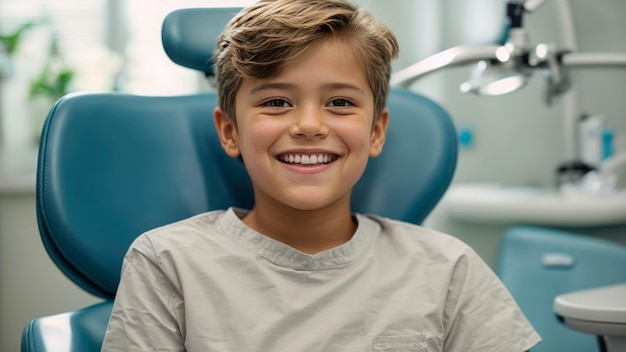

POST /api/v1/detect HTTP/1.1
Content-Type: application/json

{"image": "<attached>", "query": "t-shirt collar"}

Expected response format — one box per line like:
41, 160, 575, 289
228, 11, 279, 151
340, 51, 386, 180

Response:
219, 207, 377, 270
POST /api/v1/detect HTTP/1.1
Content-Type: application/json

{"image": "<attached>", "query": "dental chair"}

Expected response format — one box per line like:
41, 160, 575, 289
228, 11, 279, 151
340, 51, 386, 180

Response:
20, 7, 458, 352
498, 226, 626, 352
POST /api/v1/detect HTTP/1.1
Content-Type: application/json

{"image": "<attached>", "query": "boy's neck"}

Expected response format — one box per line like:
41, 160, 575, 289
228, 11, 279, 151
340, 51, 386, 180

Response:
241, 199, 357, 255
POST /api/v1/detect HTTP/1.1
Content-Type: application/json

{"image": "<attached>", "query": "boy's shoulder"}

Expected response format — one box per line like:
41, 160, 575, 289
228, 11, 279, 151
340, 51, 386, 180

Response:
127, 209, 229, 255
364, 213, 464, 244
149, 209, 226, 234
361, 213, 478, 262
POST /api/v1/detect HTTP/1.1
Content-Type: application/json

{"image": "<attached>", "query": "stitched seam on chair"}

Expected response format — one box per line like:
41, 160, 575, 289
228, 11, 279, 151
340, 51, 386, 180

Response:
39, 99, 108, 297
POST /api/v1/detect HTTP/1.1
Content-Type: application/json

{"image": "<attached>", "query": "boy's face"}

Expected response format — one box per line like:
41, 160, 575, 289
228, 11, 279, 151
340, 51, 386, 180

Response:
215, 39, 388, 213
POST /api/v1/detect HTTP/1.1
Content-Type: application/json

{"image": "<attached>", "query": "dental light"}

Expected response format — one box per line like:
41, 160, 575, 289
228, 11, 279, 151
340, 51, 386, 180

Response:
390, 0, 626, 104
458, 58, 529, 96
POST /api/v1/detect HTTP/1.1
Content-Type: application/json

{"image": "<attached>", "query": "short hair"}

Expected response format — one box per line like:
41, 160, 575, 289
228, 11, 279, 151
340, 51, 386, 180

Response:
214, 0, 399, 124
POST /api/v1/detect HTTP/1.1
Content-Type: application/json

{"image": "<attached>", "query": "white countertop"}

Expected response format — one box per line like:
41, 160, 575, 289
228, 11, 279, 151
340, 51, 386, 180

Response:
554, 283, 626, 324
554, 283, 626, 343
442, 183, 626, 227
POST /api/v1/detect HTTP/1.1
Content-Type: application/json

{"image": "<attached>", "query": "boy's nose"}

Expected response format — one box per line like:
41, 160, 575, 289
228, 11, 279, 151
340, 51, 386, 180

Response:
289, 107, 329, 139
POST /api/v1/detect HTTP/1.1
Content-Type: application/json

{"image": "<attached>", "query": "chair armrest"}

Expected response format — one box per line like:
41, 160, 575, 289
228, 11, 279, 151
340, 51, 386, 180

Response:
21, 301, 113, 352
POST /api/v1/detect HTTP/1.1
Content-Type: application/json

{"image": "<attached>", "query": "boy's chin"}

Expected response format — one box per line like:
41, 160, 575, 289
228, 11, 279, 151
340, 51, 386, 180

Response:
279, 194, 351, 213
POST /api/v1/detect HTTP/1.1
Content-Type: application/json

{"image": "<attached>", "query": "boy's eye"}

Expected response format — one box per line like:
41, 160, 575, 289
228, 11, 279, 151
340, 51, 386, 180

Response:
327, 98, 352, 107
262, 99, 292, 108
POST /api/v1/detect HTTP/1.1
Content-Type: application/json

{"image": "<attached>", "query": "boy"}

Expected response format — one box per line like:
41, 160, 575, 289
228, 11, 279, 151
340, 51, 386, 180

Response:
101, 0, 541, 351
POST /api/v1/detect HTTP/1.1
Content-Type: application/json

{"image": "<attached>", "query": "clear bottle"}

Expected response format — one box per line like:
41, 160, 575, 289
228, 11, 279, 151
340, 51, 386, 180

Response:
578, 114, 604, 168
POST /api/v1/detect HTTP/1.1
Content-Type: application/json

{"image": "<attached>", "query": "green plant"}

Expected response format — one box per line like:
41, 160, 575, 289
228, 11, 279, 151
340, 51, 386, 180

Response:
0, 22, 35, 55
28, 37, 74, 101
29, 65, 74, 101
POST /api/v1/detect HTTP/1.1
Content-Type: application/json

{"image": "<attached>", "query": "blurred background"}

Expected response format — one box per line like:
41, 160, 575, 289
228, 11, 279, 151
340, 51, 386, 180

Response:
1, 0, 625, 350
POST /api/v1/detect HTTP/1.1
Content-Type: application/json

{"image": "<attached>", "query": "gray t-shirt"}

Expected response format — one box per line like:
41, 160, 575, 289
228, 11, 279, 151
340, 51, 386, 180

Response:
101, 208, 541, 351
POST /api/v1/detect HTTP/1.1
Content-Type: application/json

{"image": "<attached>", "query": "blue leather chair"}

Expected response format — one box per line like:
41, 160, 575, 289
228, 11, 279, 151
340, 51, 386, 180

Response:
20, 8, 458, 352
497, 226, 626, 352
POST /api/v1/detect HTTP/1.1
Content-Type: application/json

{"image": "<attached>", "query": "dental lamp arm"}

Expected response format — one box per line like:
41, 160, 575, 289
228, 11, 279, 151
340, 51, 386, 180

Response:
390, 45, 501, 87
561, 52, 626, 68
390, 0, 546, 89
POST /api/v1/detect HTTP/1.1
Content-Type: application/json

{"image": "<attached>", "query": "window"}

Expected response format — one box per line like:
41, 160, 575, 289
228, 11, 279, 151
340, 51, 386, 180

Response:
0, 0, 109, 147
123, 0, 257, 95
0, 0, 255, 148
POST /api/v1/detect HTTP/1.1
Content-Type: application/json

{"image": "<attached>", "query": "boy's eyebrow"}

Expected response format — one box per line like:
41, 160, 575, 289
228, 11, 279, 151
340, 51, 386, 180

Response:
249, 82, 367, 96
249, 82, 297, 94
322, 82, 367, 96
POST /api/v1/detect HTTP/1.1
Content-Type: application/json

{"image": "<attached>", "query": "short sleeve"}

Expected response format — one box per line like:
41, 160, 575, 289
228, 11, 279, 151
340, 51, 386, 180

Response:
101, 235, 185, 352
442, 248, 541, 352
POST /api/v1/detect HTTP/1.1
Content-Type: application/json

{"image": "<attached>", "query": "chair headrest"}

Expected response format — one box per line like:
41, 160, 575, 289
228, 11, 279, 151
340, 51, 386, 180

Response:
161, 7, 242, 75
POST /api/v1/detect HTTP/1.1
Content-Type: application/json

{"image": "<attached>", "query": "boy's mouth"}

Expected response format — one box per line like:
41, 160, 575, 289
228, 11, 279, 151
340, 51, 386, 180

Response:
277, 153, 338, 166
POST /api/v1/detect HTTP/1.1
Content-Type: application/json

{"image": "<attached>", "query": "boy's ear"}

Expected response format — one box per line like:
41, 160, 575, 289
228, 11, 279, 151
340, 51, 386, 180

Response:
213, 107, 241, 157
369, 108, 389, 157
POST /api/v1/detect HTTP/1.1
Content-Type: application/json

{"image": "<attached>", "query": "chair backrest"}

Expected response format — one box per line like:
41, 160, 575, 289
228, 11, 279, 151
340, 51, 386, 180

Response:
497, 226, 626, 352
36, 7, 457, 300
36, 92, 251, 298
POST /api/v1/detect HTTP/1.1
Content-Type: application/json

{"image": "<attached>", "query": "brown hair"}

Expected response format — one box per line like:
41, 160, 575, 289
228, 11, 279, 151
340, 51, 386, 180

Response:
214, 0, 399, 124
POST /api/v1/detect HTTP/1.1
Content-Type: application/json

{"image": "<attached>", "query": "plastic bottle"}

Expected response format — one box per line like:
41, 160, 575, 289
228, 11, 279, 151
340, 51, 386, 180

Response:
578, 114, 604, 168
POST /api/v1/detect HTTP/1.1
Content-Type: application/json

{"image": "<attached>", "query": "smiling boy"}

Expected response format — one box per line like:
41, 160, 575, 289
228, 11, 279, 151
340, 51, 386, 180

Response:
101, 1, 541, 351
214, 37, 386, 254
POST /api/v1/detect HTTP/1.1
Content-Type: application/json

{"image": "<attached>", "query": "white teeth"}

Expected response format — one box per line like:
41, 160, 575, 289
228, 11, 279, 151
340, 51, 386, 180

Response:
280, 153, 335, 165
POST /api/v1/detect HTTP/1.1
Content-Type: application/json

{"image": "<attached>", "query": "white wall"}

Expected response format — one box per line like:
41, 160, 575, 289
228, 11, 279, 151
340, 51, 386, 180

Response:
0, 190, 100, 352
